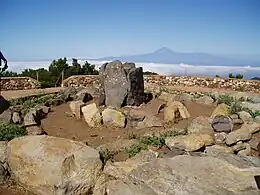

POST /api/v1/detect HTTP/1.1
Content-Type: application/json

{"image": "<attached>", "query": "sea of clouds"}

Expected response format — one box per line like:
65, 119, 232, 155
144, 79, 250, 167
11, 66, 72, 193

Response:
6, 59, 260, 79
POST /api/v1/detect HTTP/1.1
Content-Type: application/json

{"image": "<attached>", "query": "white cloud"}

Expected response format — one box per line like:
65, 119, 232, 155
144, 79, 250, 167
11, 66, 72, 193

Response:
6, 60, 260, 79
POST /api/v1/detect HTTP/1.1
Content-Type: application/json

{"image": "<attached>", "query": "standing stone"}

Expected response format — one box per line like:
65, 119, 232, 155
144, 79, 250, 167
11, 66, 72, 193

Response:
98, 60, 145, 108
103, 61, 129, 108
126, 67, 145, 106
123, 62, 136, 74
98, 63, 108, 106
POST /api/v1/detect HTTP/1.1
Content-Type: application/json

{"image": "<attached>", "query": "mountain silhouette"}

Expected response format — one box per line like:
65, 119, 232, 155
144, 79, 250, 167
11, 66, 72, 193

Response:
91, 47, 260, 66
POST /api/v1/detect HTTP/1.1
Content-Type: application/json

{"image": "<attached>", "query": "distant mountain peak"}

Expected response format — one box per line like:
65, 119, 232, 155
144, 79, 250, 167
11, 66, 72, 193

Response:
153, 47, 175, 55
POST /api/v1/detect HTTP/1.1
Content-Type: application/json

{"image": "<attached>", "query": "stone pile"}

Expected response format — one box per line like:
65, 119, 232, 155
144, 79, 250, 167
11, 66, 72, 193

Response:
0, 77, 41, 91
0, 135, 259, 195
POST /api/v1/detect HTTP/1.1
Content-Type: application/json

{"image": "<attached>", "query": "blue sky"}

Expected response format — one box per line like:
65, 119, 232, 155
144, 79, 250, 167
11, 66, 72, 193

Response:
1, 0, 260, 61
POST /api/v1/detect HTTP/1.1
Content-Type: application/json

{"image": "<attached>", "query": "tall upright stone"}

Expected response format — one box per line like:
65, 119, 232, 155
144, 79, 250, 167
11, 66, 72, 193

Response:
98, 60, 145, 108
127, 67, 145, 106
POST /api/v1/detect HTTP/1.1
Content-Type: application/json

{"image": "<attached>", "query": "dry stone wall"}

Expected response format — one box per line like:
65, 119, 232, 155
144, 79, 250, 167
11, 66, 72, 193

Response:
62, 75, 260, 93
0, 77, 41, 91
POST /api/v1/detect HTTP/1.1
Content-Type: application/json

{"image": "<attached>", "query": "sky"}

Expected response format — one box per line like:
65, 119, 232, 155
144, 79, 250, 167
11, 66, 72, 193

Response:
1, 0, 260, 61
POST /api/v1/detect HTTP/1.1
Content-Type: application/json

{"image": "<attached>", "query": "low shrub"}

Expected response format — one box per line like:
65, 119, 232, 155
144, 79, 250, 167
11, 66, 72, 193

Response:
0, 123, 27, 141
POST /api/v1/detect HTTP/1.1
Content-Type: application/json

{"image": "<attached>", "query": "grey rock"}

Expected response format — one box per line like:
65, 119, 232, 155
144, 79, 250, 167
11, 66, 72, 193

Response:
0, 109, 12, 124
102, 61, 129, 108
205, 145, 234, 156
241, 102, 260, 113
187, 116, 213, 135
229, 114, 239, 120
105, 155, 260, 195
214, 132, 227, 144
237, 143, 251, 156
26, 126, 44, 135
226, 128, 252, 146
196, 95, 214, 105
0, 141, 7, 164
38, 105, 50, 115
123, 62, 136, 74
249, 136, 260, 150
126, 67, 145, 106
75, 88, 93, 103
213, 152, 260, 168
59, 87, 78, 101
179, 93, 194, 102
136, 115, 163, 129
248, 96, 260, 103
23, 110, 40, 127
238, 111, 253, 122
12, 112, 21, 124
233, 141, 246, 152
212, 115, 233, 133
254, 115, 260, 123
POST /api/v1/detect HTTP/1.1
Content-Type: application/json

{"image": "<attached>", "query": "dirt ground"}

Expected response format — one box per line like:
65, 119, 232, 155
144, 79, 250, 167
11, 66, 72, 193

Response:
0, 98, 216, 195
41, 99, 215, 148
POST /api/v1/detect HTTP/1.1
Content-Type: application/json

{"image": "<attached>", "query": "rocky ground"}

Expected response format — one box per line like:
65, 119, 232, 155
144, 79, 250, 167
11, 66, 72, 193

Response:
0, 85, 260, 194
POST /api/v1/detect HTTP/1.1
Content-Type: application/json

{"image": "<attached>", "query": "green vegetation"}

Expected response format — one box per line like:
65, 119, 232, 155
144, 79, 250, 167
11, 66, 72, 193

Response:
0, 123, 27, 141
99, 149, 115, 164
125, 130, 185, 157
2, 58, 99, 88
217, 94, 235, 106
10, 93, 59, 108
228, 73, 243, 79
143, 71, 159, 75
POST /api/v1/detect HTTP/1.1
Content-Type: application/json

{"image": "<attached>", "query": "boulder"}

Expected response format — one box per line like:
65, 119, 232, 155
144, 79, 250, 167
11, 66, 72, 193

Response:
212, 115, 233, 133
187, 116, 213, 135
12, 112, 21, 124
69, 100, 86, 120
165, 134, 206, 152
104, 155, 260, 194
205, 145, 234, 156
196, 95, 214, 105
157, 92, 176, 102
26, 126, 44, 135
82, 103, 102, 127
211, 103, 230, 118
163, 101, 191, 123
136, 116, 163, 129
249, 136, 260, 151
225, 123, 256, 145
7, 135, 102, 195
102, 108, 126, 128
179, 93, 194, 102
214, 132, 227, 144
23, 109, 41, 127
237, 143, 251, 156
238, 111, 253, 122
75, 88, 93, 103
0, 109, 12, 124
